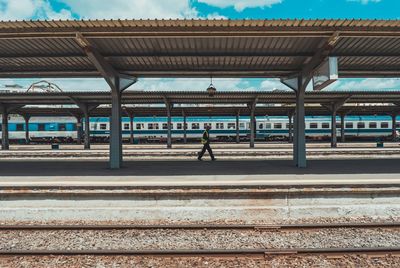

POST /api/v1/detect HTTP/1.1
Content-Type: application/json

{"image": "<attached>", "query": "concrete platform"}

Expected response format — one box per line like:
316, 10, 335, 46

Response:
1, 158, 400, 187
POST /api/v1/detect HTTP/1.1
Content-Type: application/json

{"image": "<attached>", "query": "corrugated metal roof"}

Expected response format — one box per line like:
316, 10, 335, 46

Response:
0, 19, 399, 78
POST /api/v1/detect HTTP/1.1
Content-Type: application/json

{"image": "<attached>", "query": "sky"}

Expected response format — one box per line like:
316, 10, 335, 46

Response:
0, 0, 399, 92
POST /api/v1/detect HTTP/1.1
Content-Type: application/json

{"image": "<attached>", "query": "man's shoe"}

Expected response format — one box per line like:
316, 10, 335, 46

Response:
211, 158, 216, 161
198, 157, 203, 161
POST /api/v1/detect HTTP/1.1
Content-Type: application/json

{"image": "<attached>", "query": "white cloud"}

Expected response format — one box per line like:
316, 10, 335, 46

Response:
0, 0, 73, 20
197, 0, 282, 12
346, 0, 381, 4
327, 78, 400, 91
260, 79, 291, 91
58, 0, 198, 19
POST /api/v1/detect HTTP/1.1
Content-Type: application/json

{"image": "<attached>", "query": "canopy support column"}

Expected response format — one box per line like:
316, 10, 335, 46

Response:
183, 111, 187, 144
75, 116, 83, 145
72, 101, 98, 150
75, 33, 137, 169
1, 107, 9, 150
236, 111, 240, 144
340, 114, 345, 143
322, 98, 349, 148
1, 104, 22, 150
23, 115, 30, 144
288, 112, 293, 143
294, 88, 306, 167
331, 110, 338, 148
392, 114, 398, 141
129, 113, 134, 144
164, 97, 173, 149
248, 98, 258, 148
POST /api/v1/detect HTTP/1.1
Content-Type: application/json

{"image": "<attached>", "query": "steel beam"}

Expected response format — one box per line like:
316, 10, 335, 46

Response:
236, 111, 240, 144
23, 115, 30, 144
164, 98, 173, 149
75, 116, 83, 145
340, 114, 345, 143
129, 114, 134, 144
248, 98, 258, 148
288, 112, 293, 143
392, 114, 398, 141
1, 107, 9, 150
75, 32, 137, 169
183, 111, 187, 144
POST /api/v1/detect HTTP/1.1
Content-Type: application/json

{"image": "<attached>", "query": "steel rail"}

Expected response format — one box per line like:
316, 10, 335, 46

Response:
1, 247, 400, 256
1, 222, 400, 230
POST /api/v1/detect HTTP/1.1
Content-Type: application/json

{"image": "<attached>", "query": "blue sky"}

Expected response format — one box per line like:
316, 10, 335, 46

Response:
0, 0, 399, 92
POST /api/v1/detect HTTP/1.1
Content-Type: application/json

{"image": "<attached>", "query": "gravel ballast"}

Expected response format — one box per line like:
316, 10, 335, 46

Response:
1, 255, 399, 268
1, 228, 399, 251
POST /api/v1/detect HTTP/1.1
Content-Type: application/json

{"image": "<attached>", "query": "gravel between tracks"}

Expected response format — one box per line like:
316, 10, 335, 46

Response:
1, 228, 399, 251
1, 255, 399, 268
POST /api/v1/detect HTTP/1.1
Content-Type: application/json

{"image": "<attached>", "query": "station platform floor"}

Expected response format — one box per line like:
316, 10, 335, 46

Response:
1, 158, 400, 187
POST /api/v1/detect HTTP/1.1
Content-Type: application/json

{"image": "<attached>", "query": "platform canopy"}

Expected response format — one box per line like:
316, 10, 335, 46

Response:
1, 91, 400, 105
0, 19, 399, 78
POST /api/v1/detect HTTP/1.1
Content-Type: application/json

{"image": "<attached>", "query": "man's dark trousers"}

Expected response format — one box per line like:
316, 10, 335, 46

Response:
198, 143, 215, 160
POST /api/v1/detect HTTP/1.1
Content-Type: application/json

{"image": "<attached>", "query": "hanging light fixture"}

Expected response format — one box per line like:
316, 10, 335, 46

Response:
206, 75, 216, 97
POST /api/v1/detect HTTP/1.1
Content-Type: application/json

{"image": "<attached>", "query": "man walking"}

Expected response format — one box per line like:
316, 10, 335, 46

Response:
198, 125, 216, 161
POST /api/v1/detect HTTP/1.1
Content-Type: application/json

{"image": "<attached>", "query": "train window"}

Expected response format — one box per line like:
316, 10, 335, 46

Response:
162, 123, 168, 130
192, 123, 200, 129
123, 123, 130, 130
396, 122, 400, 128
16, 124, 24, 131
265, 123, 271, 129
71, 124, 77, 131
357, 122, 365, 129
258, 123, 263, 129
227, 123, 235, 129
345, 122, 353, 129
239, 123, 245, 129
0, 125, 1, 131
274, 123, 282, 129
369, 122, 377, 129
100, 124, 107, 130
148, 123, 159, 130
58, 123, 66, 131
38, 123, 45, 131
216, 123, 224, 129
381, 122, 389, 129
204, 123, 211, 129
322, 123, 330, 129
136, 123, 144, 130
310, 123, 318, 129
286, 123, 292, 129
336, 123, 341, 129
177, 123, 183, 130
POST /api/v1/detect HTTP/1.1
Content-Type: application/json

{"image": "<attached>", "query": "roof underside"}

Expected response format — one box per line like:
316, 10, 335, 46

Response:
0, 19, 399, 78
1, 91, 400, 105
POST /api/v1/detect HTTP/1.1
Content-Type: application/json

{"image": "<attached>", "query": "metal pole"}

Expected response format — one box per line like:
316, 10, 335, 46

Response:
288, 114, 293, 143
183, 114, 187, 144
24, 115, 30, 144
110, 82, 123, 169
130, 114, 134, 144
331, 110, 337, 148
392, 114, 397, 141
1, 110, 9, 150
294, 86, 306, 168
340, 114, 345, 143
76, 116, 82, 145
166, 105, 172, 149
236, 112, 240, 144
250, 109, 255, 148
84, 112, 90, 150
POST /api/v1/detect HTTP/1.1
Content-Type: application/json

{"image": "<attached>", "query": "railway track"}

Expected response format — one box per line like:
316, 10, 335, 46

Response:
1, 222, 399, 258
1, 222, 400, 230
1, 247, 400, 257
